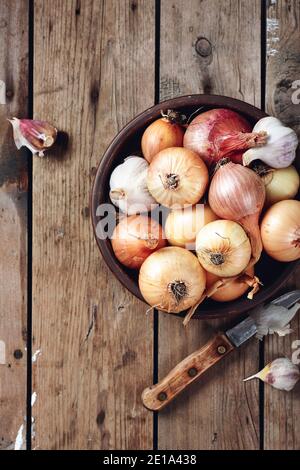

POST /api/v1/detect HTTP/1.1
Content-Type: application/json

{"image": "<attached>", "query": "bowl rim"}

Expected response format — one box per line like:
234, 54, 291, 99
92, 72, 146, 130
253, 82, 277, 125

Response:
91, 93, 299, 319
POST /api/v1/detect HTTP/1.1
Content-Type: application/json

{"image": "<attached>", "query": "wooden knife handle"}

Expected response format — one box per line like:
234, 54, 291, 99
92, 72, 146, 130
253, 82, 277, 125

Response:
142, 333, 235, 411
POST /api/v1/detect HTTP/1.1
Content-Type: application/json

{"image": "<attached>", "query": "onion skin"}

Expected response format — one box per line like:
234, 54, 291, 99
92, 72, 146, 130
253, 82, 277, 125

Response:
165, 204, 218, 249
206, 267, 255, 302
196, 219, 252, 277
208, 161, 265, 264
139, 246, 206, 313
111, 215, 166, 269
183, 108, 267, 167
261, 200, 300, 262
147, 147, 209, 208
142, 117, 184, 163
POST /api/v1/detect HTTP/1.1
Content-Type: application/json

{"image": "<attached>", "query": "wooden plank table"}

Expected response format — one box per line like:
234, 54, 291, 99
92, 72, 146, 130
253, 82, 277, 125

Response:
0, 0, 299, 450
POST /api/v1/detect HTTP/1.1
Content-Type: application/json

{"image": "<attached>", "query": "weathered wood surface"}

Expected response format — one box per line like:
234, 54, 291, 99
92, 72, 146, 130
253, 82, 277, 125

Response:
0, 0, 28, 451
32, 0, 155, 449
158, 0, 261, 450
0, 0, 299, 451
264, 0, 300, 450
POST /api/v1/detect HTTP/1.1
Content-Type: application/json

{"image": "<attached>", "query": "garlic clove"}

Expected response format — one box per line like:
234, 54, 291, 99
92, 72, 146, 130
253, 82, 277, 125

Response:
250, 302, 299, 340
244, 358, 300, 391
9, 117, 57, 157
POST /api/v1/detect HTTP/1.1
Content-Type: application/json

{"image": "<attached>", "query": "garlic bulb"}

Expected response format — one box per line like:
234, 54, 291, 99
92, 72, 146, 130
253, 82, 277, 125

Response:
9, 117, 57, 157
109, 156, 158, 215
243, 117, 298, 169
244, 358, 300, 392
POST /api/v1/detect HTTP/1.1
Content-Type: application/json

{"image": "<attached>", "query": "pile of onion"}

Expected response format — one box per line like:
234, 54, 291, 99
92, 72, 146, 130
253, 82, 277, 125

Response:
111, 215, 166, 269
106, 104, 299, 322
183, 108, 267, 167
139, 246, 206, 313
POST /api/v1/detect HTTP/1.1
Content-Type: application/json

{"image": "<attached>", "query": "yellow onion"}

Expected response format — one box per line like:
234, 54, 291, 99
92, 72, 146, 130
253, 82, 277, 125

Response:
111, 215, 166, 269
196, 220, 251, 277
141, 110, 185, 163
206, 267, 255, 302
261, 199, 300, 262
147, 147, 209, 208
165, 204, 218, 249
257, 165, 299, 207
139, 246, 206, 313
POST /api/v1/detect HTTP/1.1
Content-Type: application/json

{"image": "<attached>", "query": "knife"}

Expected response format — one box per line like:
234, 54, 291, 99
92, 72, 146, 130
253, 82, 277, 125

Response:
141, 290, 300, 411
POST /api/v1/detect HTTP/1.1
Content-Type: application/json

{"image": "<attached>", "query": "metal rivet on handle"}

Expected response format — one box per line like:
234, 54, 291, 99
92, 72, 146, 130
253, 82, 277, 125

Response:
217, 345, 227, 355
188, 367, 198, 377
157, 392, 167, 402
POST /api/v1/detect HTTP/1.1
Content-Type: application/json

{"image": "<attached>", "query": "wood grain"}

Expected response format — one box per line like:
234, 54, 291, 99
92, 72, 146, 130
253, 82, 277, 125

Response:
32, 0, 155, 449
264, 0, 300, 450
0, 0, 28, 451
158, 0, 261, 450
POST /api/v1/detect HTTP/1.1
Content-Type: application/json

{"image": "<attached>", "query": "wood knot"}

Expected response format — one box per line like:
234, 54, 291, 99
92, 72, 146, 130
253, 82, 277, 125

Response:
90, 84, 99, 104
96, 410, 105, 427
6, 89, 14, 100
75, 0, 81, 15
14, 349, 23, 360
81, 206, 90, 218
195, 37, 212, 57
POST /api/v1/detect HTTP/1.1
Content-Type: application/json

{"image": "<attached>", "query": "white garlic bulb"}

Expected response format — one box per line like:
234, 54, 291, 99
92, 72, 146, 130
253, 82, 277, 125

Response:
109, 156, 158, 215
244, 358, 300, 392
243, 117, 298, 169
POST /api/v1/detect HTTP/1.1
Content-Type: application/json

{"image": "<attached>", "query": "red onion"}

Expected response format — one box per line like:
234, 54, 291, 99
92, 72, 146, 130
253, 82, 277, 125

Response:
183, 108, 267, 167
208, 160, 266, 265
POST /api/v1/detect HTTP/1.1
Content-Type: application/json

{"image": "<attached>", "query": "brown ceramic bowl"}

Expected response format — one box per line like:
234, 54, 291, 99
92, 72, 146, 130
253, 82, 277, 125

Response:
91, 94, 298, 319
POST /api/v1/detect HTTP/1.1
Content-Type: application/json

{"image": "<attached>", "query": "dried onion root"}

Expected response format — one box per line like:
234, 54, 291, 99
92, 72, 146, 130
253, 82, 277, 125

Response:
183, 271, 262, 326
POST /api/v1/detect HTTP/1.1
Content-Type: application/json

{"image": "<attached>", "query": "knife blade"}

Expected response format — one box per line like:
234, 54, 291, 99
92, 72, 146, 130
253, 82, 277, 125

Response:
142, 290, 300, 411
226, 289, 300, 347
